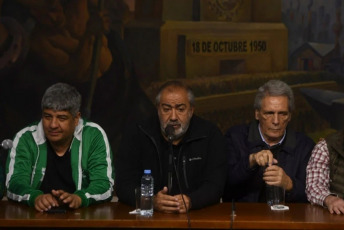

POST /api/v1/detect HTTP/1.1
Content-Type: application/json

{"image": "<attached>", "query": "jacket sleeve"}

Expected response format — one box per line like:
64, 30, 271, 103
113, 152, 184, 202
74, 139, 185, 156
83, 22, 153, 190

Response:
222, 126, 265, 202
188, 126, 227, 209
225, 127, 259, 184
74, 125, 115, 207
285, 135, 314, 203
6, 132, 44, 207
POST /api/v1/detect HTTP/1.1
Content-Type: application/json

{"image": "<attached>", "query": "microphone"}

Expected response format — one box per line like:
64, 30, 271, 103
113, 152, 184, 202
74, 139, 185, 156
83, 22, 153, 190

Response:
165, 125, 175, 195
1, 139, 13, 149
165, 125, 175, 142
165, 125, 191, 227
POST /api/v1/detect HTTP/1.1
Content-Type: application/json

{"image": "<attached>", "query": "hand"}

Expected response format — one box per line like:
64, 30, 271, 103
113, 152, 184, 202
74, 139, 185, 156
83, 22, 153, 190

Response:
34, 194, 59, 212
153, 187, 180, 213
324, 195, 344, 214
51, 189, 82, 209
173, 194, 191, 213
249, 150, 277, 168
263, 165, 293, 191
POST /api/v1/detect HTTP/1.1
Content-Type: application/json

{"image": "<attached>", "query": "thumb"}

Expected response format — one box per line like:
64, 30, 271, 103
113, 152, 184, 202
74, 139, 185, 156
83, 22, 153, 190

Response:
162, 186, 168, 194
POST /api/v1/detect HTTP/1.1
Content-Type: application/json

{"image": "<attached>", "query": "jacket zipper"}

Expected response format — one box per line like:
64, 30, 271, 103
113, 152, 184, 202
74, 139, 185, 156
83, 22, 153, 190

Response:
140, 124, 208, 192
182, 155, 189, 189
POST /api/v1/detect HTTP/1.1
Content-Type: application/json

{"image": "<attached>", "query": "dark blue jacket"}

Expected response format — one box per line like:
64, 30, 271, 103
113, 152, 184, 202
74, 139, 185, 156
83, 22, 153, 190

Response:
116, 114, 227, 209
223, 121, 314, 203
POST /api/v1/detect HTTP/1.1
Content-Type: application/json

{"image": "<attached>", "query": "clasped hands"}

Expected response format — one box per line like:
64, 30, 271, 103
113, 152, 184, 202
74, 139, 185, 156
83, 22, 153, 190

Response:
34, 189, 82, 212
153, 187, 191, 213
249, 150, 293, 191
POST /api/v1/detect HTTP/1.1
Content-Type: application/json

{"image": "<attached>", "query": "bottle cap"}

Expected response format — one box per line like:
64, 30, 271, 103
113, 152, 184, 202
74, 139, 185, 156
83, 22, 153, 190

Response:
144, 169, 151, 174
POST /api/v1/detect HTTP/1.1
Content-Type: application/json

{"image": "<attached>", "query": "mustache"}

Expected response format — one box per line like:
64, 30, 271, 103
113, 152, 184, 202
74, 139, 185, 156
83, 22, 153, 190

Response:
166, 122, 180, 126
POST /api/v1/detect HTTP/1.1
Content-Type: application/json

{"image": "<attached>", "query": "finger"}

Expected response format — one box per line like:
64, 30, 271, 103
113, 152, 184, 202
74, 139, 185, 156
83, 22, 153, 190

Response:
157, 192, 178, 202
52, 189, 64, 197
177, 195, 191, 210
333, 206, 341, 215
264, 152, 273, 166
160, 198, 180, 207
179, 207, 186, 214
67, 195, 81, 209
35, 205, 43, 212
38, 198, 52, 211
263, 172, 279, 184
51, 190, 65, 200
179, 202, 189, 213
338, 206, 344, 214
50, 196, 59, 207
51, 190, 58, 196
69, 198, 77, 209
264, 150, 273, 166
35, 200, 46, 212
160, 205, 180, 212
264, 165, 279, 173
328, 207, 334, 214
72, 195, 81, 207
61, 195, 73, 204
267, 155, 274, 166
162, 187, 168, 194
154, 198, 179, 212
256, 155, 265, 166
59, 192, 71, 201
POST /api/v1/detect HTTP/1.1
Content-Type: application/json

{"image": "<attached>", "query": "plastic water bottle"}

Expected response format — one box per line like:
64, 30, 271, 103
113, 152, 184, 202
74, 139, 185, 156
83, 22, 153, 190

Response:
140, 169, 154, 216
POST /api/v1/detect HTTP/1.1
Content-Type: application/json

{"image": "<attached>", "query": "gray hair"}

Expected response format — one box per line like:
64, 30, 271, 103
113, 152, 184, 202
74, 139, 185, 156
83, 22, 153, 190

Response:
41, 83, 81, 117
254, 80, 294, 112
155, 80, 195, 107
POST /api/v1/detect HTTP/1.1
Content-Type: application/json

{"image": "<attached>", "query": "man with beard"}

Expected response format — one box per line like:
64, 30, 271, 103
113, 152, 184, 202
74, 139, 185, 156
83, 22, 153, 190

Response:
115, 80, 227, 213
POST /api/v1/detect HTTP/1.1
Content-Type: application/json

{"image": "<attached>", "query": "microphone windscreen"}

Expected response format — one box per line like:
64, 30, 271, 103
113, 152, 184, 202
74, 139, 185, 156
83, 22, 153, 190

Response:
1, 139, 13, 149
165, 125, 175, 141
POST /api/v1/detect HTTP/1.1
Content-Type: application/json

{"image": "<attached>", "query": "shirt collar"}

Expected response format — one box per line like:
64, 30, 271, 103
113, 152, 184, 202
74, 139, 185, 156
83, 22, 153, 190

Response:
258, 123, 286, 147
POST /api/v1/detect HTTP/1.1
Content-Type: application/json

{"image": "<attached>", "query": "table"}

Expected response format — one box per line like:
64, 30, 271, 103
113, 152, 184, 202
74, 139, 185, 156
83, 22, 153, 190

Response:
0, 200, 343, 229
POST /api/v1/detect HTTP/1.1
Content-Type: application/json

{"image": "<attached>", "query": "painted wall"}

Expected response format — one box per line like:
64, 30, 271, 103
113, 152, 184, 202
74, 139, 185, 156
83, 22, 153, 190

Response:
0, 0, 343, 156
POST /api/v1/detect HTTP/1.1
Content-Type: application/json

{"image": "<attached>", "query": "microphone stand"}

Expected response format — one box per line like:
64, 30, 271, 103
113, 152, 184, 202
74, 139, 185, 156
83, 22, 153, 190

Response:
165, 126, 190, 228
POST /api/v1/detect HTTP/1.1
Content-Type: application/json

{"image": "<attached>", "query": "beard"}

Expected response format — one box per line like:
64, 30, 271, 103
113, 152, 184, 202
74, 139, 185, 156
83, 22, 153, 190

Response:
160, 117, 192, 141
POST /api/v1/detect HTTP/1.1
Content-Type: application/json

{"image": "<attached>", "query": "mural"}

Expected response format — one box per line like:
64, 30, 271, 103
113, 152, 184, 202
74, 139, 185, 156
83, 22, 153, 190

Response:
0, 0, 343, 159
0, 0, 154, 157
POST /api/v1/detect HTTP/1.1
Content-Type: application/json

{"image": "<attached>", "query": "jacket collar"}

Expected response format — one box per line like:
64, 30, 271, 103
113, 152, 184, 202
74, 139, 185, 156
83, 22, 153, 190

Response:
247, 120, 297, 154
327, 129, 344, 155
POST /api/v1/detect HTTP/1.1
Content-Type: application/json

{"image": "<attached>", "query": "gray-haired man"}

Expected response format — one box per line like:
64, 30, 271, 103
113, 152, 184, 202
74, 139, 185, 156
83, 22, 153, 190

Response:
6, 83, 114, 212
223, 80, 314, 203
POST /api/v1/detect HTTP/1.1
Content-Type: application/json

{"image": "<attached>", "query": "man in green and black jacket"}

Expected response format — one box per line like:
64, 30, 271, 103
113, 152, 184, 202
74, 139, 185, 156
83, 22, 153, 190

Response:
6, 83, 114, 212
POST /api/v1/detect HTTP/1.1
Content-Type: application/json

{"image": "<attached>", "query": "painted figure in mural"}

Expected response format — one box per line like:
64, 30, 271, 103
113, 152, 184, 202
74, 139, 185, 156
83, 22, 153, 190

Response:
306, 130, 344, 214
0, 0, 154, 156
6, 83, 114, 212
116, 81, 227, 213
223, 80, 315, 203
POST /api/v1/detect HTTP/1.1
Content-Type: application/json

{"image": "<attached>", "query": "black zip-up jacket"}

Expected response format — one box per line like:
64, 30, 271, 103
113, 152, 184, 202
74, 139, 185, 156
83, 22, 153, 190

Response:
223, 120, 315, 203
115, 115, 227, 210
